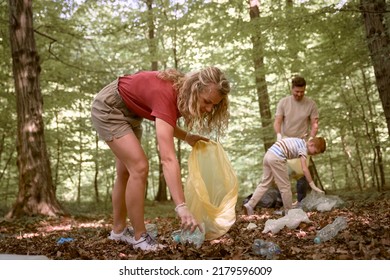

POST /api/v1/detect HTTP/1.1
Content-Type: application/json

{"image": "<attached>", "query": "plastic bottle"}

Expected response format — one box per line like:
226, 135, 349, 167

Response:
171, 230, 182, 243
145, 223, 158, 239
57, 237, 74, 245
314, 216, 347, 244
171, 223, 205, 248
252, 239, 281, 259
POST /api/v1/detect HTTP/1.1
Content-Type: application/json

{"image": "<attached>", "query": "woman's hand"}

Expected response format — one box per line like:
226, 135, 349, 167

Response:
185, 133, 209, 147
175, 204, 201, 232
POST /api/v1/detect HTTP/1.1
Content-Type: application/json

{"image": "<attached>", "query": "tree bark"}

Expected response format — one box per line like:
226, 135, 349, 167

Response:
361, 0, 390, 138
7, 0, 64, 218
93, 134, 100, 203
146, 0, 168, 201
249, 0, 273, 151
285, 0, 301, 74
360, 68, 385, 189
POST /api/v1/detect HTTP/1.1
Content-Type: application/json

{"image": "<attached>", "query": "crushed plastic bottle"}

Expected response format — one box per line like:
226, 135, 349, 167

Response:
252, 239, 281, 259
301, 192, 344, 212
57, 237, 74, 245
145, 224, 158, 239
171, 223, 205, 248
246, 222, 257, 230
262, 208, 311, 234
314, 216, 347, 244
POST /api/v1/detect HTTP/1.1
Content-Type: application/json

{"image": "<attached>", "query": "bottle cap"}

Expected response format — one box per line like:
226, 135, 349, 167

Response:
314, 237, 321, 244
171, 230, 181, 243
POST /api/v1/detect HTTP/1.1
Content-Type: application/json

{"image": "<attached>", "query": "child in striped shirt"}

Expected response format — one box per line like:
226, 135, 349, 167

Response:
243, 137, 326, 215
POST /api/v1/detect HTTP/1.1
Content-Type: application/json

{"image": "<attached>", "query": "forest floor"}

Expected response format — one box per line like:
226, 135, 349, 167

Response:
0, 189, 389, 260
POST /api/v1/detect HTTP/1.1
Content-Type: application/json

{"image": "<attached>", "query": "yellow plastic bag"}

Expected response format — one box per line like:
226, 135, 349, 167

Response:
287, 156, 310, 179
184, 140, 238, 240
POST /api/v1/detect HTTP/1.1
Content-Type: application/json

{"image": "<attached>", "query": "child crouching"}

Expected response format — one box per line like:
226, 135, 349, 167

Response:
243, 137, 326, 215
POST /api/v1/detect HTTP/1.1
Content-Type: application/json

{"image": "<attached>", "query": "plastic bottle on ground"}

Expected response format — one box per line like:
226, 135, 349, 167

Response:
171, 230, 182, 243
172, 223, 205, 248
314, 216, 347, 244
145, 223, 158, 239
57, 237, 74, 245
252, 239, 281, 259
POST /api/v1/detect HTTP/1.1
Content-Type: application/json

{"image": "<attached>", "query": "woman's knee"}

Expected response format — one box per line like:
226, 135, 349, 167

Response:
130, 159, 149, 178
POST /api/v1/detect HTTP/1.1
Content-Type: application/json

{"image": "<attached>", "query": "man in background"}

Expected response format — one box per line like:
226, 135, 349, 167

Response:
273, 75, 319, 206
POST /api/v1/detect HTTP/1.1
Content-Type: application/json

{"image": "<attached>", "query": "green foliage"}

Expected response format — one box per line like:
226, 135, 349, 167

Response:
0, 0, 389, 210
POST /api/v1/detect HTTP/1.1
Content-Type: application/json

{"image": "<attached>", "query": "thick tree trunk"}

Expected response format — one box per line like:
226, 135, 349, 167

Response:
361, 0, 390, 138
7, 0, 64, 218
249, 0, 273, 151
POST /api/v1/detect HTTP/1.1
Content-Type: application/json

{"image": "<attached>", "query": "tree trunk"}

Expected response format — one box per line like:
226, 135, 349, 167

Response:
285, 0, 301, 74
146, 0, 168, 201
93, 134, 100, 203
361, 0, 390, 138
340, 131, 363, 191
146, 0, 158, 71
249, 0, 273, 151
155, 163, 168, 201
7, 0, 64, 218
172, 9, 183, 201
53, 110, 60, 191
76, 101, 83, 204
360, 68, 385, 189
309, 159, 324, 191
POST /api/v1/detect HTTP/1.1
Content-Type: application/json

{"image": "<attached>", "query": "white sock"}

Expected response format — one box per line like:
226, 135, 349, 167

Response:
111, 228, 126, 237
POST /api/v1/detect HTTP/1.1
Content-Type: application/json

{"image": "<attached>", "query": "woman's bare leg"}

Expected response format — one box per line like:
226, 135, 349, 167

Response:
106, 133, 149, 240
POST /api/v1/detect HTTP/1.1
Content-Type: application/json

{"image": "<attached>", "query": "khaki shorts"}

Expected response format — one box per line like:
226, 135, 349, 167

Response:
91, 79, 143, 141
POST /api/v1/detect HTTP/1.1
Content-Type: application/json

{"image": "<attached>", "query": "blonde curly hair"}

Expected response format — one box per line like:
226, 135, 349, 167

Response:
157, 66, 230, 136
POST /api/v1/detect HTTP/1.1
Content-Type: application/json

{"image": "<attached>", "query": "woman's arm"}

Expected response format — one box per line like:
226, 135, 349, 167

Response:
155, 118, 199, 230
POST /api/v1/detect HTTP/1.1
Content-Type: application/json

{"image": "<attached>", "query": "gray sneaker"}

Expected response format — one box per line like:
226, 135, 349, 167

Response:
108, 227, 134, 244
132, 232, 165, 251
108, 224, 158, 244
